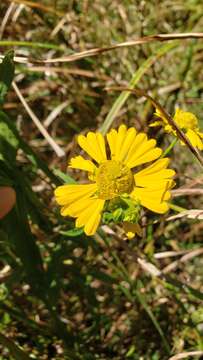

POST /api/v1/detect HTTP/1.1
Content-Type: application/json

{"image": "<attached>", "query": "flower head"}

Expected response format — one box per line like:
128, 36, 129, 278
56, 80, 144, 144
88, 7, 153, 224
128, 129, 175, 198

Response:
55, 125, 175, 236
150, 108, 203, 150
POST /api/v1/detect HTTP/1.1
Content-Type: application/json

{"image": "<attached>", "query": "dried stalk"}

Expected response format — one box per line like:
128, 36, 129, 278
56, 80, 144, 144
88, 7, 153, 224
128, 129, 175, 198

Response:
12, 82, 65, 157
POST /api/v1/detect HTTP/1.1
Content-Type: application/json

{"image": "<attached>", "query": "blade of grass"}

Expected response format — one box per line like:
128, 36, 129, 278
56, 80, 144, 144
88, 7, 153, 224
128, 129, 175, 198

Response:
118, 281, 170, 354
0, 110, 62, 185
99, 42, 178, 135
101, 235, 171, 354
135, 281, 171, 354
0, 50, 15, 105
0, 40, 63, 51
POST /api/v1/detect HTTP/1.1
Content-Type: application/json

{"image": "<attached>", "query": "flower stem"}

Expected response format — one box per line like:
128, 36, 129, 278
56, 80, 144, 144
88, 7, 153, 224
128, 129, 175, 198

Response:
161, 138, 178, 158
169, 203, 186, 212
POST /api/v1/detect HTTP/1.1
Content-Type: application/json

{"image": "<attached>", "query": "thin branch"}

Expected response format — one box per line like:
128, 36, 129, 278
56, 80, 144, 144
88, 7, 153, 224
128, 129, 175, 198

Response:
12, 82, 65, 157
0, 2, 16, 39
9, 0, 64, 16
168, 351, 203, 360
1, 32, 203, 64
154, 250, 192, 259
172, 188, 203, 197
34, 33, 203, 64
162, 248, 203, 274
43, 100, 69, 128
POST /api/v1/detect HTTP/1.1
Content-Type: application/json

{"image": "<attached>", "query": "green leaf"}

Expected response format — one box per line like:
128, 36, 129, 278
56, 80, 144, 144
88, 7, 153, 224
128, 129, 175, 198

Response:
1, 190, 46, 298
0, 121, 18, 149
0, 110, 61, 185
0, 50, 15, 105
53, 168, 76, 184
60, 227, 84, 237
89, 269, 116, 284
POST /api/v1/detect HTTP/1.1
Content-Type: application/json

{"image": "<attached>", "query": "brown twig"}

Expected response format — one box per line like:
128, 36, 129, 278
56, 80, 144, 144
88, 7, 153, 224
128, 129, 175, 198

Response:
9, 0, 64, 16
105, 86, 203, 168
0, 2, 16, 39
172, 188, 203, 197
168, 351, 203, 360
162, 248, 203, 274
34, 33, 203, 64
1, 32, 203, 64
12, 81, 65, 157
24, 66, 110, 80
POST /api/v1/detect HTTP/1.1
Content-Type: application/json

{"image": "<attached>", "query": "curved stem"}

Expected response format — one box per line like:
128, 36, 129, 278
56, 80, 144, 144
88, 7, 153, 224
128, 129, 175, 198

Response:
169, 203, 186, 212
161, 138, 178, 158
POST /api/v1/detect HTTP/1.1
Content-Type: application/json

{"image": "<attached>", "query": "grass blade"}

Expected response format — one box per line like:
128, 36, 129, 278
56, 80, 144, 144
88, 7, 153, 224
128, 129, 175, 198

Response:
100, 42, 178, 135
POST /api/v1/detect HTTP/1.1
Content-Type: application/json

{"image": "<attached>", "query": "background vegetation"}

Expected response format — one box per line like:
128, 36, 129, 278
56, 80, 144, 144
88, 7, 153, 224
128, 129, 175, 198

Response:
0, 0, 203, 359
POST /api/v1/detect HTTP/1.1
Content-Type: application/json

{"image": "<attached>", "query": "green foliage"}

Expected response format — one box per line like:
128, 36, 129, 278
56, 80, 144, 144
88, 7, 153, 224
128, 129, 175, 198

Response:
103, 196, 141, 224
0, 51, 15, 105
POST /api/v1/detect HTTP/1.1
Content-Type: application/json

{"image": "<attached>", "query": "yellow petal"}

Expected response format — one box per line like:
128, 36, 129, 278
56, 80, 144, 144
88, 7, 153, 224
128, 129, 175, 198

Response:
107, 125, 140, 162
116, 127, 137, 162
84, 199, 105, 235
106, 129, 117, 158
153, 108, 174, 133
125, 135, 162, 168
78, 132, 107, 163
132, 158, 175, 209
115, 125, 127, 156
197, 131, 203, 139
54, 183, 97, 206
149, 120, 163, 127
186, 129, 203, 150
135, 167, 175, 187
61, 197, 95, 217
129, 147, 162, 168
131, 187, 169, 213
69, 155, 97, 173
135, 158, 170, 176
75, 198, 105, 235
154, 108, 163, 118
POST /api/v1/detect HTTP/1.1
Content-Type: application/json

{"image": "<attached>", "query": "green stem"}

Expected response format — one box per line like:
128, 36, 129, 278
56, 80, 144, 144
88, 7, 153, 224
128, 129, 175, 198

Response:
169, 203, 186, 212
0, 40, 63, 51
161, 138, 178, 158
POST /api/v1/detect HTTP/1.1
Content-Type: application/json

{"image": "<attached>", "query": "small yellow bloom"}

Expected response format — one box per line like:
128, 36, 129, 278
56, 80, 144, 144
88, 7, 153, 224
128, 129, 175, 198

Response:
123, 222, 142, 239
150, 108, 203, 150
55, 125, 175, 236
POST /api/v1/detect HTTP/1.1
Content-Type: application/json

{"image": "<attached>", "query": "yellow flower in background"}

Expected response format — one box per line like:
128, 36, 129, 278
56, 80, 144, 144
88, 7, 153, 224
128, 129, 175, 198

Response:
55, 125, 175, 236
150, 108, 203, 150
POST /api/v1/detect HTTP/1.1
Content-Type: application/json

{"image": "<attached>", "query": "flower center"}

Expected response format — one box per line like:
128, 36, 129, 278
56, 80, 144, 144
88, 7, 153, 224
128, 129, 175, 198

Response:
96, 160, 134, 200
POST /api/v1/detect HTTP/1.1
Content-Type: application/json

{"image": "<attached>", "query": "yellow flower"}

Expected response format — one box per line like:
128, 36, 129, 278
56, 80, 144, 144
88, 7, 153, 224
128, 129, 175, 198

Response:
123, 222, 143, 239
55, 125, 175, 236
150, 108, 203, 150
